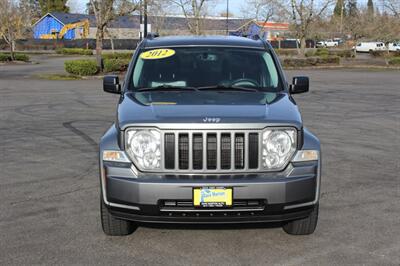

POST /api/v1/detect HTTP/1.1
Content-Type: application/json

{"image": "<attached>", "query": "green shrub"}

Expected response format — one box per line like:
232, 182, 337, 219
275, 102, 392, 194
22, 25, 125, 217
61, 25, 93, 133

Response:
305, 50, 315, 57
103, 58, 130, 72
102, 52, 133, 60
275, 49, 298, 57
282, 56, 340, 68
332, 49, 354, 58
0, 53, 30, 62
388, 57, 400, 65
306, 49, 353, 58
56, 48, 93, 55
14, 53, 30, 62
317, 56, 340, 64
0, 53, 10, 62
369, 50, 386, 57
315, 48, 329, 57
390, 51, 400, 57
64, 59, 98, 76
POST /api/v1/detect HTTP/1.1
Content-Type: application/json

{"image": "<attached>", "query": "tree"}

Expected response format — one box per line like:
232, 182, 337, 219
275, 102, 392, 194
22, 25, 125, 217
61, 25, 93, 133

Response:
347, 0, 358, 17
243, 0, 280, 22
367, 0, 374, 17
89, 0, 140, 71
384, 0, 399, 17
171, 0, 213, 35
19, 0, 41, 20
39, 0, 69, 14
0, 0, 30, 60
86, 2, 95, 14
148, 0, 171, 35
333, 0, 345, 17
288, 0, 334, 56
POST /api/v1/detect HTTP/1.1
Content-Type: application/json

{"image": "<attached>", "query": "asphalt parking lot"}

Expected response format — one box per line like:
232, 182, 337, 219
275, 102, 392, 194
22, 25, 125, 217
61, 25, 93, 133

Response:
0, 57, 399, 265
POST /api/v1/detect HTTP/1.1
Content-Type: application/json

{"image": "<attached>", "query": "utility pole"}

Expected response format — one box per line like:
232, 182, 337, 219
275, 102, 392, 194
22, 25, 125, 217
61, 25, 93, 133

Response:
139, 0, 143, 40
226, 0, 229, 35
144, 0, 148, 38
340, 0, 344, 35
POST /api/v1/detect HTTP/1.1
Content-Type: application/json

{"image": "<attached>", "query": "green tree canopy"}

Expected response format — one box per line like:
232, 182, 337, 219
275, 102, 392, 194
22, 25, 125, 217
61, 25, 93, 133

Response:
39, 0, 69, 15
333, 0, 346, 17
367, 0, 374, 17
347, 0, 358, 17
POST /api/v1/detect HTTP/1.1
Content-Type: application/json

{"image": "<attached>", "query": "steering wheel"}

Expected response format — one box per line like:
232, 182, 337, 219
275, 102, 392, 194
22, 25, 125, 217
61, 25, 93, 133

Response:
229, 78, 260, 88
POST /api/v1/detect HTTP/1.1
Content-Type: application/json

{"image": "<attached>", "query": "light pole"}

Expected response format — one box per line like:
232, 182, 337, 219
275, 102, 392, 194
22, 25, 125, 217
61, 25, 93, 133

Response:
139, 0, 143, 40
226, 0, 229, 35
143, 0, 148, 38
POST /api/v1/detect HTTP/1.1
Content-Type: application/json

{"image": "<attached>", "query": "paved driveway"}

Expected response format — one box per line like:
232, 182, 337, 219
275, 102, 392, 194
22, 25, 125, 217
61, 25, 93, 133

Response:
0, 62, 399, 265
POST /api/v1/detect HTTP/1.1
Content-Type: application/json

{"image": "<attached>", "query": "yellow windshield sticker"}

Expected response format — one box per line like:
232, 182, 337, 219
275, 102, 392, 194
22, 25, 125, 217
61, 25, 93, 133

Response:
140, 49, 175, 60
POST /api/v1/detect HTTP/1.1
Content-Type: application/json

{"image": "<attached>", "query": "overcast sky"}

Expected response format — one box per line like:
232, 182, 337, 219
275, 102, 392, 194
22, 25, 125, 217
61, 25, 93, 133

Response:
67, 0, 373, 17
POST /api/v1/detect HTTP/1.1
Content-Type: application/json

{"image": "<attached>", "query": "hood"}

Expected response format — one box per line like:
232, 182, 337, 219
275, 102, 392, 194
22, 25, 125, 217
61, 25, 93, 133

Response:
117, 91, 302, 129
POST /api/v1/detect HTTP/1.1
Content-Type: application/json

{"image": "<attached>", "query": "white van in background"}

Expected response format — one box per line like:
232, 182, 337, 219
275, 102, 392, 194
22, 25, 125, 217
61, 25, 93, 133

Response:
354, 42, 386, 52
388, 43, 400, 52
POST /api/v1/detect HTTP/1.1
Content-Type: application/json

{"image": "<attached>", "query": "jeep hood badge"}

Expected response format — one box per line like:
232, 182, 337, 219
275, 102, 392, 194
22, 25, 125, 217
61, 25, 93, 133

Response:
203, 117, 221, 123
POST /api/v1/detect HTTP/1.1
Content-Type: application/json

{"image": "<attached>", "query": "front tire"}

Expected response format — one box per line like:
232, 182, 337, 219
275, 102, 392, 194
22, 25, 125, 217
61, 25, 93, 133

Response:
100, 196, 137, 236
282, 204, 319, 235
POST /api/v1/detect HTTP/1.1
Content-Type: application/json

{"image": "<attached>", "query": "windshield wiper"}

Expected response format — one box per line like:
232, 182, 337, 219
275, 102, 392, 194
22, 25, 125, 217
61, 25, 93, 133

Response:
137, 85, 198, 92
196, 85, 260, 92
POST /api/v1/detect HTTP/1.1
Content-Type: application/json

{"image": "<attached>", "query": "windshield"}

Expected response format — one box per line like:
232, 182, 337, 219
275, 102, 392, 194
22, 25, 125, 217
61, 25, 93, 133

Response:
131, 47, 281, 92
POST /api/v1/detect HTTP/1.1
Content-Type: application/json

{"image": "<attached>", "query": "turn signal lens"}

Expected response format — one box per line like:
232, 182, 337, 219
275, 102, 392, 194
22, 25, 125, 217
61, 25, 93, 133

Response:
103, 150, 130, 163
292, 150, 319, 162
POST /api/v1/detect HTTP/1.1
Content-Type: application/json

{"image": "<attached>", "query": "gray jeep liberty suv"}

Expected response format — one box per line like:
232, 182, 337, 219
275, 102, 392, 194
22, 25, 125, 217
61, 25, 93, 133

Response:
100, 36, 321, 236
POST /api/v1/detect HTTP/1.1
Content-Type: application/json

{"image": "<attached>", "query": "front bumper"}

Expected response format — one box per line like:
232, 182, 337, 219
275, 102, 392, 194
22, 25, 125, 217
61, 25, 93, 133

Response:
100, 160, 320, 223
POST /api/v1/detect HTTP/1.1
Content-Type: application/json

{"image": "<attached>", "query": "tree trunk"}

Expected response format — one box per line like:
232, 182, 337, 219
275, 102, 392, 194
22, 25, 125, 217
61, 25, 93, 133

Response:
110, 35, 115, 54
9, 39, 15, 61
96, 27, 104, 71
195, 18, 200, 35
300, 37, 306, 57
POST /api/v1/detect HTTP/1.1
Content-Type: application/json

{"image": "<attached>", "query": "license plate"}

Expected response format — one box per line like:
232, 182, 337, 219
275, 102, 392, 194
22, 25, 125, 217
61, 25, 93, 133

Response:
193, 187, 232, 207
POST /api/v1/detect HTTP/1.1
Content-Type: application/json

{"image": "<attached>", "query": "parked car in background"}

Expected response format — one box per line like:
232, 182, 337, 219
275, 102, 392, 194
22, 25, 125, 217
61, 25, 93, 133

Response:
388, 43, 400, 52
354, 42, 386, 52
316, 40, 339, 48
333, 38, 344, 45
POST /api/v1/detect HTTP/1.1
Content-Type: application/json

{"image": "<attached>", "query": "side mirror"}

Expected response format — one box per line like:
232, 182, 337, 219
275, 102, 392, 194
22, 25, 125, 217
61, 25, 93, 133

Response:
103, 75, 121, 94
290, 76, 309, 94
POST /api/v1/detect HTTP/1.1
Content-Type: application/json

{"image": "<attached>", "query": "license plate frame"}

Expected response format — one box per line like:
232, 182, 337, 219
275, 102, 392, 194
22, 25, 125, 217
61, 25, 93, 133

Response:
193, 187, 233, 208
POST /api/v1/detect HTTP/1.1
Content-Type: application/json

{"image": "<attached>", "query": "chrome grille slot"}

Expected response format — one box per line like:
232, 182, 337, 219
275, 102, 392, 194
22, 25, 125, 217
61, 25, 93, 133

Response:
248, 133, 259, 169
220, 133, 231, 169
162, 130, 261, 173
207, 134, 217, 169
192, 134, 203, 170
234, 133, 245, 169
164, 133, 175, 169
178, 134, 189, 169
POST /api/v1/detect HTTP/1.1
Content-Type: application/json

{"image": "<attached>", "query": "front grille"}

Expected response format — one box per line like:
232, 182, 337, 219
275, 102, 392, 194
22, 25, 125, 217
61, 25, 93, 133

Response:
163, 130, 261, 172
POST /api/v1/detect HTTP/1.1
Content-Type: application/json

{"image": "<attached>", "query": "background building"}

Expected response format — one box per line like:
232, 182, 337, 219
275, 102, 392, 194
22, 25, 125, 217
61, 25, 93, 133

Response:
32, 12, 251, 40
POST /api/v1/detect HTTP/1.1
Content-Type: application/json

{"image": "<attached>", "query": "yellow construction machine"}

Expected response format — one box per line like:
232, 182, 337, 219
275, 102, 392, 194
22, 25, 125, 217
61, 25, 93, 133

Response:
40, 19, 89, 39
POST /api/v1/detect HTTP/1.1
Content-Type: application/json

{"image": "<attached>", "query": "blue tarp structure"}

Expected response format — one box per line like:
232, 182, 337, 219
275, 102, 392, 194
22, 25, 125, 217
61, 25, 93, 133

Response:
32, 13, 76, 39
229, 21, 268, 40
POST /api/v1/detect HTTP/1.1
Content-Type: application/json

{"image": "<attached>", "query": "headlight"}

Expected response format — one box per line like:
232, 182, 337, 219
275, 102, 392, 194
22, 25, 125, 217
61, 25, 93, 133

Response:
262, 128, 297, 170
125, 129, 161, 170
